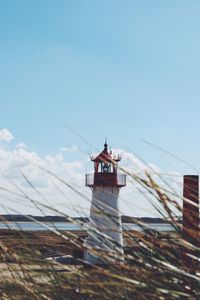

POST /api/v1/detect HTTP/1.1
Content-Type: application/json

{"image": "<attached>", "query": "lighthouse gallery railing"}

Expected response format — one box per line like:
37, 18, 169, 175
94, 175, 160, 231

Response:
85, 173, 126, 187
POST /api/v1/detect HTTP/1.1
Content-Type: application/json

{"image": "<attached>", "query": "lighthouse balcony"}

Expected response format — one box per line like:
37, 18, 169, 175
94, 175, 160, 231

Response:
85, 173, 126, 187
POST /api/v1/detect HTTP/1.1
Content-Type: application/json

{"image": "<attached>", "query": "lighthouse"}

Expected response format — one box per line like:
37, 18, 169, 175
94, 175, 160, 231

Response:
84, 141, 126, 265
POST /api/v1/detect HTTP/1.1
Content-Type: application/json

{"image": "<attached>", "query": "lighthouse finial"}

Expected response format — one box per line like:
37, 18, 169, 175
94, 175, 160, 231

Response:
104, 138, 108, 151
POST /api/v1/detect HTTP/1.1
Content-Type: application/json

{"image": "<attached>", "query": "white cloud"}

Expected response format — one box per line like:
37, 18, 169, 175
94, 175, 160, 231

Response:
112, 149, 161, 175
0, 129, 14, 143
0, 141, 182, 218
60, 146, 79, 152
0, 145, 89, 217
16, 143, 27, 149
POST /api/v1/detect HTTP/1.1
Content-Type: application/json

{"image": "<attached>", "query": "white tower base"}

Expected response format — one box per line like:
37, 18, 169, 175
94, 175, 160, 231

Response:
84, 187, 124, 265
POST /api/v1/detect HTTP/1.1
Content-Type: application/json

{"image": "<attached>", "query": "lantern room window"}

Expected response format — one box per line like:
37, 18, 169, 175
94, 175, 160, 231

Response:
102, 162, 110, 173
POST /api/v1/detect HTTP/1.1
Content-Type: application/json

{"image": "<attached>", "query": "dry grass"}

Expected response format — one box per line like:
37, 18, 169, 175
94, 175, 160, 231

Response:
0, 165, 199, 299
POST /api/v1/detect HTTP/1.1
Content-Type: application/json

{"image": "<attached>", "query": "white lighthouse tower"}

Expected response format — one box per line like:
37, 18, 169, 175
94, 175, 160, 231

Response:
84, 141, 126, 265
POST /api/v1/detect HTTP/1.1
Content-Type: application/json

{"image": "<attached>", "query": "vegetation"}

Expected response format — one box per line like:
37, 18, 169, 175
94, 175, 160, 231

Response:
0, 163, 199, 299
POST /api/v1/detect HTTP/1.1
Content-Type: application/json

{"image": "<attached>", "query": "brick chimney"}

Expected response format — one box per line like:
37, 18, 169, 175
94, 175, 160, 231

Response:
182, 175, 199, 270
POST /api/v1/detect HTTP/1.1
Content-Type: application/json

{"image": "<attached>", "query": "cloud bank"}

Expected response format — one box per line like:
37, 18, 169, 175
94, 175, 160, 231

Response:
0, 129, 14, 143
0, 129, 182, 217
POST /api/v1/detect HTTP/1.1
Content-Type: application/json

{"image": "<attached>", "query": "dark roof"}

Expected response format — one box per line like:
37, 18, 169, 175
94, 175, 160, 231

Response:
91, 142, 121, 163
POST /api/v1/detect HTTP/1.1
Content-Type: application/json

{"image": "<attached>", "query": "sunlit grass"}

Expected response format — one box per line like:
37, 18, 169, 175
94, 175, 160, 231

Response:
0, 159, 199, 300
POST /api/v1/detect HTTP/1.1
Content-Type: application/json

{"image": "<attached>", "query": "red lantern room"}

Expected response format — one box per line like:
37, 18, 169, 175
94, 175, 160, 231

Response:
85, 141, 126, 188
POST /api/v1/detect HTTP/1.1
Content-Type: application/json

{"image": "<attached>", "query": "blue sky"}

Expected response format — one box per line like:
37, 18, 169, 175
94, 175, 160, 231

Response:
1, 1, 200, 174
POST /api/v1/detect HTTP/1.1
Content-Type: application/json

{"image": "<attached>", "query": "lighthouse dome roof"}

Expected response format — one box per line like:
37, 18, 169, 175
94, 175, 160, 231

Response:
91, 142, 121, 163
